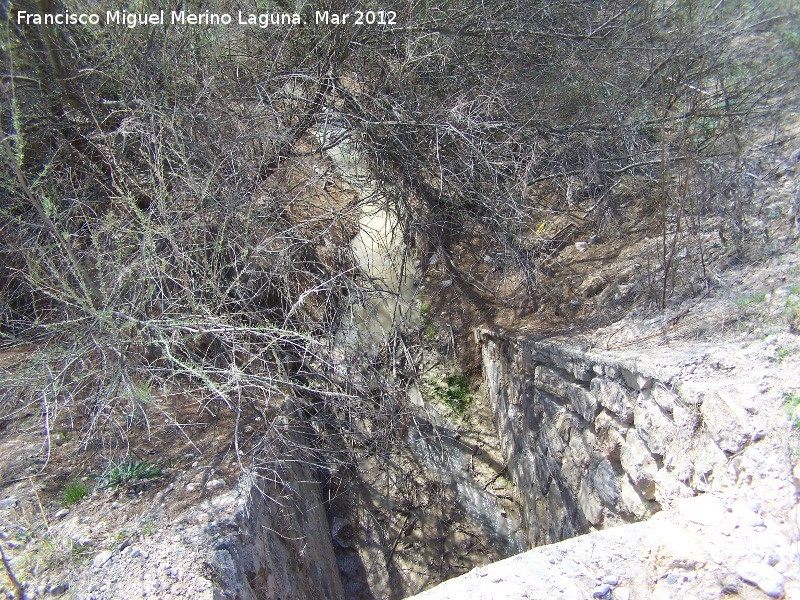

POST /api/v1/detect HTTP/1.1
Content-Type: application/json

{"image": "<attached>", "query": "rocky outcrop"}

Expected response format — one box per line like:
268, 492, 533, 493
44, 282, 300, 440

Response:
474, 329, 782, 546
207, 462, 345, 600
405, 492, 800, 599
79, 455, 345, 600
405, 329, 800, 599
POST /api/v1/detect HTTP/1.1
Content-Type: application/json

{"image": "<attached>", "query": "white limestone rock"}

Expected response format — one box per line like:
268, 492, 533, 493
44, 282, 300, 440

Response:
634, 401, 677, 457
650, 523, 707, 570
591, 378, 635, 423
93, 550, 113, 570
736, 561, 784, 597
619, 476, 649, 521
699, 387, 753, 453
620, 430, 657, 499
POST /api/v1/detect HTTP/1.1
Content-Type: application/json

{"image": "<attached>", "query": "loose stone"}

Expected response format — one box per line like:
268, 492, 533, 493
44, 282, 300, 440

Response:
47, 583, 69, 595
92, 550, 113, 569
736, 561, 784, 597
592, 584, 612, 597
720, 573, 741, 594
0, 496, 18, 508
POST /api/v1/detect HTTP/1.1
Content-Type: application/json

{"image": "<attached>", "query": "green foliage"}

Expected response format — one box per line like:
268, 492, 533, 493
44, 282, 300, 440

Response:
425, 321, 437, 342
115, 530, 132, 547
418, 294, 438, 340
736, 291, 766, 308
785, 392, 800, 428
91, 459, 163, 490
69, 538, 93, 560
60, 480, 88, 505
418, 293, 430, 316
140, 519, 158, 537
428, 373, 472, 417
732, 285, 800, 334
777, 28, 800, 61
776, 347, 793, 361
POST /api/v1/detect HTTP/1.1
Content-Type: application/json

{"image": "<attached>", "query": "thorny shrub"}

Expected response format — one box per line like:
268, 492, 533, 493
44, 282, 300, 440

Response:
0, 0, 798, 492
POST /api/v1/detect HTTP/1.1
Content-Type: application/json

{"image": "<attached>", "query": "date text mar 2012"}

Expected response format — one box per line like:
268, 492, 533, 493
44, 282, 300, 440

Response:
315, 11, 397, 25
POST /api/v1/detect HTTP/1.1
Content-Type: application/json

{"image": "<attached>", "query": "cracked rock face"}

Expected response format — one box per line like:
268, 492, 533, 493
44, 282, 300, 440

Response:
620, 430, 657, 498
76, 459, 344, 600
411, 329, 800, 600
697, 385, 754, 453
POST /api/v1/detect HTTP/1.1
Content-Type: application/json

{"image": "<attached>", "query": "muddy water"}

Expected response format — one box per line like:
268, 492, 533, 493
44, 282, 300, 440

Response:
317, 123, 418, 356
317, 122, 526, 597
345, 206, 418, 354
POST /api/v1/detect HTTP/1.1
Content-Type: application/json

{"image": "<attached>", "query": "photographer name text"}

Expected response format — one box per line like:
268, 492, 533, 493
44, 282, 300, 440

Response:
15, 9, 398, 29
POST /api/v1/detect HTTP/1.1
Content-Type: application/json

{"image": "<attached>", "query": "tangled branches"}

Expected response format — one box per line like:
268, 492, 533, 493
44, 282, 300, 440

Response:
0, 0, 797, 476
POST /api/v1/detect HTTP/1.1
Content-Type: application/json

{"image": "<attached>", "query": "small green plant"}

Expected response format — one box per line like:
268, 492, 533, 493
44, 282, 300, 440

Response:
785, 392, 800, 428
141, 519, 158, 536
61, 480, 88, 505
15, 531, 33, 544
430, 374, 472, 417
736, 291, 766, 308
776, 347, 793, 361
419, 293, 430, 316
425, 320, 437, 342
70, 538, 93, 559
114, 530, 133, 549
91, 459, 163, 490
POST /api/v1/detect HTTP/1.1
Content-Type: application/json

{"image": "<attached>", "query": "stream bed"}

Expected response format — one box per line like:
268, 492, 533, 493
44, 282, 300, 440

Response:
316, 120, 527, 598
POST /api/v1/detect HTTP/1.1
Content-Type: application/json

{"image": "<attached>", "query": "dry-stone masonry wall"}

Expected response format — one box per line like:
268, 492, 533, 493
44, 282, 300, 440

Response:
476, 328, 774, 546
405, 329, 800, 599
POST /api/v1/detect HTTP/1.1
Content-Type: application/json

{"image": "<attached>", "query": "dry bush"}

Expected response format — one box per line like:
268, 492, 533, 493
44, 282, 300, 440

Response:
337, 0, 799, 306
0, 0, 797, 479
0, 0, 409, 480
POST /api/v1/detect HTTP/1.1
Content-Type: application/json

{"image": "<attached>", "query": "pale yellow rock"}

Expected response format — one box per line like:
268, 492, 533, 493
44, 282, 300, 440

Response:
619, 476, 649, 521
783, 579, 800, 599
649, 522, 707, 571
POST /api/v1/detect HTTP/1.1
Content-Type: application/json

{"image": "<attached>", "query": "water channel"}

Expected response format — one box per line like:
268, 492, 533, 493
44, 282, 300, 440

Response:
315, 120, 527, 597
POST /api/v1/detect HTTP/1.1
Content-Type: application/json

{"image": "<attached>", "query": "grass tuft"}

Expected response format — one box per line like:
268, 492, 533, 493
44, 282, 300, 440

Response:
736, 291, 767, 308
785, 392, 800, 428
91, 459, 163, 490
60, 480, 88, 505
428, 374, 472, 417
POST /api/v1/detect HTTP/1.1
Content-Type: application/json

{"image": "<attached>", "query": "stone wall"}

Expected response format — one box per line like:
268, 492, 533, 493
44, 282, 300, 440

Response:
406, 329, 800, 599
476, 328, 761, 547
80, 453, 345, 600
209, 459, 346, 600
